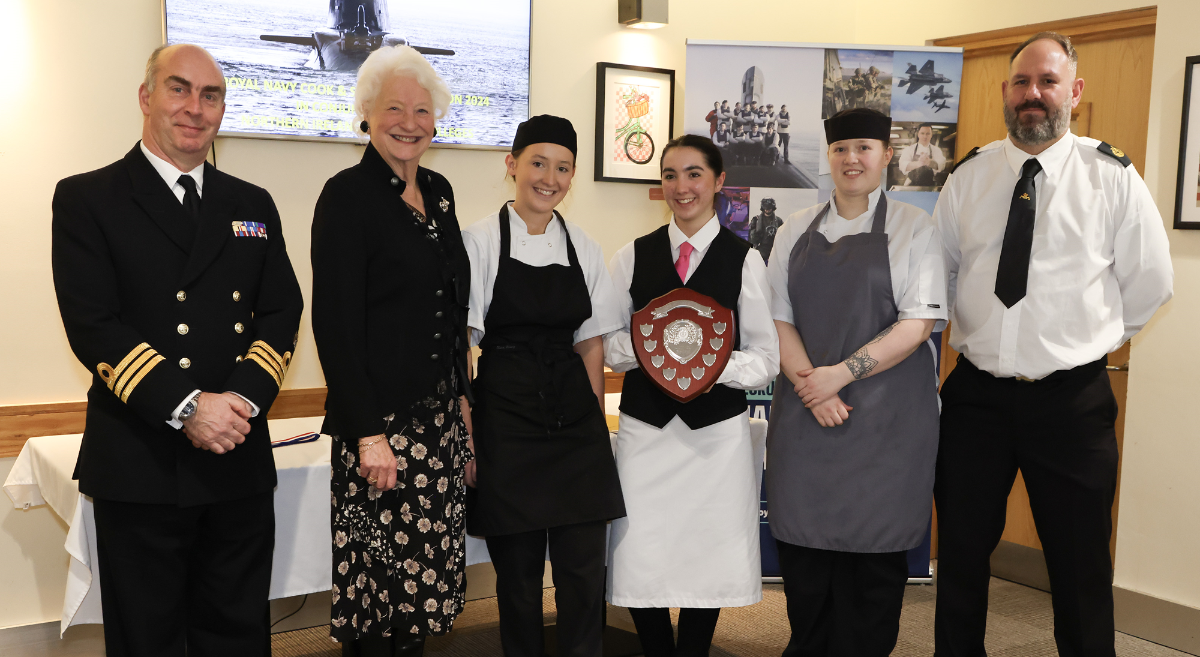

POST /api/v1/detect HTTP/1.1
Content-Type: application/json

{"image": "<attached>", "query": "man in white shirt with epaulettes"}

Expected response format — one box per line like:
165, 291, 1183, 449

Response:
932, 31, 1172, 657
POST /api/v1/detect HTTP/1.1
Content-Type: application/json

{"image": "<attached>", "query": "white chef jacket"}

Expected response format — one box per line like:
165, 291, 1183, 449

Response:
897, 141, 947, 186
463, 204, 623, 346
936, 132, 1173, 379
603, 215, 777, 608
768, 186, 948, 332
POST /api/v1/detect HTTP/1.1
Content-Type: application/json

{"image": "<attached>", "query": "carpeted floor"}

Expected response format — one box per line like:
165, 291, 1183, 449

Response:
271, 578, 1192, 657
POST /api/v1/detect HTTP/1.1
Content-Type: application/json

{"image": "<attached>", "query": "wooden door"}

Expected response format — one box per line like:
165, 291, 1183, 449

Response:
927, 8, 1155, 578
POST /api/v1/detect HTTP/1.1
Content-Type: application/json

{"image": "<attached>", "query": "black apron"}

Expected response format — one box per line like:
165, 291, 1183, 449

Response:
467, 204, 626, 537
765, 194, 939, 553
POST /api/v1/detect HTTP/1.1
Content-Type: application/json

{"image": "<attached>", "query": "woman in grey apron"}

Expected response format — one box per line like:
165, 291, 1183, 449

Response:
462, 115, 625, 657
764, 108, 947, 655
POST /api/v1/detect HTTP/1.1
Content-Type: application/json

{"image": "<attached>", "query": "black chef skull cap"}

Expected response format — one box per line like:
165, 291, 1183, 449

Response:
824, 107, 892, 145
512, 114, 577, 158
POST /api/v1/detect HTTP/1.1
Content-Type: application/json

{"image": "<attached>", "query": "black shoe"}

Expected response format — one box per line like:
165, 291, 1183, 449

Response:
396, 635, 426, 657
342, 635, 395, 657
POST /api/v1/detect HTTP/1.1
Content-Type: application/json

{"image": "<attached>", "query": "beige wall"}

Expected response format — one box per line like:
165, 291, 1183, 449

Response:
2, 0, 1197, 631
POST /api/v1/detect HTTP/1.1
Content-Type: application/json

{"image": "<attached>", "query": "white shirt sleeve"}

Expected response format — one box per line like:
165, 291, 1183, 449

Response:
166, 389, 202, 429
602, 243, 639, 372
463, 220, 497, 348
934, 177, 962, 318
896, 215, 949, 331
932, 144, 948, 171
1112, 167, 1174, 342
898, 144, 917, 173
572, 226, 625, 344
766, 213, 808, 325
717, 250, 781, 389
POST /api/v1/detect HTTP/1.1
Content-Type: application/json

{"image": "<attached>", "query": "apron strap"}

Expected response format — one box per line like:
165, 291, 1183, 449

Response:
498, 201, 514, 259
555, 212, 582, 270
805, 202, 832, 234
806, 192, 888, 235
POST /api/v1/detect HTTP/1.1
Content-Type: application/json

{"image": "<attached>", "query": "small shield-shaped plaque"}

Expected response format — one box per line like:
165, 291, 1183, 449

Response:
631, 288, 736, 403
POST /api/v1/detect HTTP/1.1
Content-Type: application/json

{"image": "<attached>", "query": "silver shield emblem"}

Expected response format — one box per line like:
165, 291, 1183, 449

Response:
663, 319, 703, 364
662, 368, 676, 381
713, 322, 726, 335
677, 377, 691, 390
702, 354, 716, 366
710, 337, 724, 350
692, 367, 705, 380
640, 324, 654, 337
643, 339, 657, 352
651, 355, 665, 368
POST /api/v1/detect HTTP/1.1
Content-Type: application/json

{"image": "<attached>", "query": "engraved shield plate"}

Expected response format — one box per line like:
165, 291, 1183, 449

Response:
630, 287, 736, 403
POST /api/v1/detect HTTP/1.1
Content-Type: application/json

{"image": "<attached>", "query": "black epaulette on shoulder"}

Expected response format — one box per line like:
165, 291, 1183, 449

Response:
949, 146, 981, 174
1097, 141, 1133, 167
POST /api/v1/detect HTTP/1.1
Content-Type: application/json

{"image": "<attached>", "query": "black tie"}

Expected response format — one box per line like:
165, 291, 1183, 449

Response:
994, 158, 1043, 308
176, 175, 201, 221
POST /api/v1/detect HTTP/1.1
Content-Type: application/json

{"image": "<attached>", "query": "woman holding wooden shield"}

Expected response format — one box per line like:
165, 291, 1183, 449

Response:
764, 107, 946, 655
604, 134, 780, 657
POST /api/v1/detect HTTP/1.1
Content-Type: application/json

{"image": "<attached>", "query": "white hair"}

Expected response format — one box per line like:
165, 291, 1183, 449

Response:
354, 46, 451, 136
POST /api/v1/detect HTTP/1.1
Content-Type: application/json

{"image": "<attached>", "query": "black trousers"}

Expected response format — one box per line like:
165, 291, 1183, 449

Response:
627, 607, 721, 657
485, 520, 608, 657
92, 491, 275, 657
934, 356, 1119, 657
776, 541, 908, 657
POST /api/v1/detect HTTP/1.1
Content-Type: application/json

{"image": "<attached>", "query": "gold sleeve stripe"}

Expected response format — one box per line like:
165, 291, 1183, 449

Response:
247, 345, 284, 378
110, 343, 152, 390
119, 355, 163, 403
114, 348, 158, 399
250, 341, 284, 369
247, 353, 283, 387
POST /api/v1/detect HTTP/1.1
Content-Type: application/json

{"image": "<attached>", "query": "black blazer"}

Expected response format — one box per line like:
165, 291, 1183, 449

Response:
51, 143, 304, 506
311, 143, 471, 441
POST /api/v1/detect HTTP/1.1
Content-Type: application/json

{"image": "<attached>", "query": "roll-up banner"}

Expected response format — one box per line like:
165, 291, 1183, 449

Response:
685, 39, 963, 582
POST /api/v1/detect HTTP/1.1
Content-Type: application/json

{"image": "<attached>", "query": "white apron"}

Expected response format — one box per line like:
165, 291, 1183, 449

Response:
606, 410, 763, 608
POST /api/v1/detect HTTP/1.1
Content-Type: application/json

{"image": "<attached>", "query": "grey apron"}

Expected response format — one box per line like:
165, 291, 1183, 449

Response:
765, 194, 939, 553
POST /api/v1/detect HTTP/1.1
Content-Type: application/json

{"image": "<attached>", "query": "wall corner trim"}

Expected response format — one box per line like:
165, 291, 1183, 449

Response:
1114, 585, 1200, 655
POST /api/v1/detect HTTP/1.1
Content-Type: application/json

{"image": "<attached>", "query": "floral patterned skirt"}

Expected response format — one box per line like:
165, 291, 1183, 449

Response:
329, 379, 471, 641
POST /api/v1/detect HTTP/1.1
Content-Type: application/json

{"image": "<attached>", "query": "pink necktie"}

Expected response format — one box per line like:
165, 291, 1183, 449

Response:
675, 242, 694, 284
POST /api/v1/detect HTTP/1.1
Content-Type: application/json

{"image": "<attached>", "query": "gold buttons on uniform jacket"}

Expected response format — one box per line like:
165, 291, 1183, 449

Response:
233, 291, 241, 302
430, 353, 439, 361
177, 324, 189, 335
236, 355, 244, 363
235, 322, 245, 333
434, 311, 444, 319
435, 289, 444, 297
176, 291, 187, 302
179, 358, 191, 369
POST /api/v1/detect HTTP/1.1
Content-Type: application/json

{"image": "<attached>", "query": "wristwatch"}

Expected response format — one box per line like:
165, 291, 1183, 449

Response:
178, 392, 202, 424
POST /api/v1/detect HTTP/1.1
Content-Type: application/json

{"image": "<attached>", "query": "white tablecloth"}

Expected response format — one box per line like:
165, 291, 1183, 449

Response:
2, 417, 492, 636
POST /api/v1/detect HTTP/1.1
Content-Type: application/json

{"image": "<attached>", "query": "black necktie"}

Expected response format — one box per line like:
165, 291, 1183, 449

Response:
995, 158, 1043, 308
176, 175, 201, 222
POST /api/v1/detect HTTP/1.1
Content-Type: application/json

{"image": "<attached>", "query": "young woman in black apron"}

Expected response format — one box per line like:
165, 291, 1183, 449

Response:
763, 108, 947, 655
463, 115, 626, 657
604, 135, 779, 657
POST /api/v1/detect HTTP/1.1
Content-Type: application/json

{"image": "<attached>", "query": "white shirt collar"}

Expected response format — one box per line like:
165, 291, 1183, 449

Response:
830, 185, 883, 221
140, 140, 205, 195
1002, 131, 1074, 178
668, 214, 720, 253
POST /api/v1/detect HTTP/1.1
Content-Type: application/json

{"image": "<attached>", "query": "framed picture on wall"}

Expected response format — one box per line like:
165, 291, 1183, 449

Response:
1174, 55, 1200, 229
595, 62, 676, 183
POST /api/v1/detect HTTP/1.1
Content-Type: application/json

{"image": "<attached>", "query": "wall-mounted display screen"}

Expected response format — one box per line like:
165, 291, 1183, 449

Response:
165, 0, 531, 149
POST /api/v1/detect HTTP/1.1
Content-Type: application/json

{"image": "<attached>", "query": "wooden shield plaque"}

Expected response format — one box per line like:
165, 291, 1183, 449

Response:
632, 288, 736, 403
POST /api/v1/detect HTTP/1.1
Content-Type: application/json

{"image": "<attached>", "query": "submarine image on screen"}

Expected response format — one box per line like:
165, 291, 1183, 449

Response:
260, 0, 455, 71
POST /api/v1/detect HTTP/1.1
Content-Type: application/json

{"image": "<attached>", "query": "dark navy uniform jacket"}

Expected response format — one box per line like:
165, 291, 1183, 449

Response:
51, 143, 304, 507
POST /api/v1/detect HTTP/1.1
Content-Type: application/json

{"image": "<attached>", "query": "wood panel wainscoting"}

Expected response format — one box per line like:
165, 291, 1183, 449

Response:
0, 372, 629, 459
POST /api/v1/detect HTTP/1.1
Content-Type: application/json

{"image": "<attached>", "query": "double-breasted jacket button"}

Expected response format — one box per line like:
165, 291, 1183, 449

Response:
434, 311, 444, 319
390, 177, 401, 186
177, 324, 189, 335
435, 289, 444, 297
233, 291, 242, 302
234, 322, 245, 334
236, 355, 244, 363
179, 358, 191, 369
176, 290, 187, 302
430, 353, 440, 361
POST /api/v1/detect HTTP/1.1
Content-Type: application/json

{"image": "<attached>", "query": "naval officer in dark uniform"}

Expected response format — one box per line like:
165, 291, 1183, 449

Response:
51, 44, 303, 656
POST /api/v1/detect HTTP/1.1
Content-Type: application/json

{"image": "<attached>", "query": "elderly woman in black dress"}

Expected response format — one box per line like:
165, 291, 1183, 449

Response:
311, 45, 472, 657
